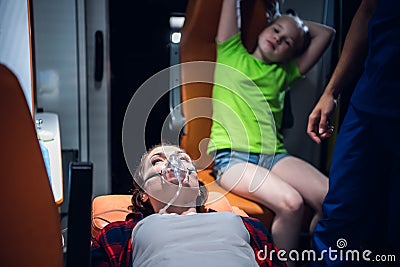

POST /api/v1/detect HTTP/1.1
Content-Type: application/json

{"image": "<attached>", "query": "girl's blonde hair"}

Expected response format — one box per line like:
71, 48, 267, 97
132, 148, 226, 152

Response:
281, 9, 311, 56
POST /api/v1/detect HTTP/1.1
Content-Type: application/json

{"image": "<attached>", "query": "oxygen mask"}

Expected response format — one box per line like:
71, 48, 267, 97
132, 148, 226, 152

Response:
161, 154, 192, 184
157, 154, 196, 214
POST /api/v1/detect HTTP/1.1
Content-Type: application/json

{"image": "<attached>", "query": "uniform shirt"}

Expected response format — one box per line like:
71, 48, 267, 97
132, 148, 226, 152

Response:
350, 0, 400, 118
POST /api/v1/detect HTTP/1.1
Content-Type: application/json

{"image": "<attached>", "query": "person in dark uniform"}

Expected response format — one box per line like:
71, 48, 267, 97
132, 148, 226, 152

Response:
307, 0, 400, 265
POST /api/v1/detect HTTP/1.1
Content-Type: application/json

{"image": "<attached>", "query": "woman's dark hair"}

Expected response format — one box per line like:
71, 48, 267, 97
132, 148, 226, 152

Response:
129, 185, 155, 217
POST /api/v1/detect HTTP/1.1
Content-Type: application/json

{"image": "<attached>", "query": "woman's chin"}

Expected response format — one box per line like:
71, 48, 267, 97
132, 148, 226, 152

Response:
150, 187, 199, 208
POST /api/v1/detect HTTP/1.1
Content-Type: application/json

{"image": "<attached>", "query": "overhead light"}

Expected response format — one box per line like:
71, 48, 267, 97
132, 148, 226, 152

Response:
171, 32, 182, 44
169, 16, 185, 29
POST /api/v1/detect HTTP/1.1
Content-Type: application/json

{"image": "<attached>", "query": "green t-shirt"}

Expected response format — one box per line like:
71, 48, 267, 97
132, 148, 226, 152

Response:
208, 33, 301, 154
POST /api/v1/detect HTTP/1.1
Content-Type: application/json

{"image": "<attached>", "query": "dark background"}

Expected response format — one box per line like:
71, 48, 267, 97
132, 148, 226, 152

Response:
110, 1, 188, 193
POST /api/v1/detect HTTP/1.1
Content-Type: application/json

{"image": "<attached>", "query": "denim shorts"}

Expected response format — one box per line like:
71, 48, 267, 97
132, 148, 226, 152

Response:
212, 149, 289, 181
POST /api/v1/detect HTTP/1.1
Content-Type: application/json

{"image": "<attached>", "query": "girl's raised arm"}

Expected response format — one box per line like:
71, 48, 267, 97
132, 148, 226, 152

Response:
217, 0, 240, 42
296, 21, 335, 75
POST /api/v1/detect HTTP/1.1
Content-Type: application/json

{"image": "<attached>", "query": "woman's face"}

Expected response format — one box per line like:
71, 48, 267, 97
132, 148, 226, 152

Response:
141, 145, 200, 209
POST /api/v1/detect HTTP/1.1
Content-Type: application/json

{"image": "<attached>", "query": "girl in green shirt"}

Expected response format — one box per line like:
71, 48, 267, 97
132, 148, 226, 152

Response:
209, 1, 335, 265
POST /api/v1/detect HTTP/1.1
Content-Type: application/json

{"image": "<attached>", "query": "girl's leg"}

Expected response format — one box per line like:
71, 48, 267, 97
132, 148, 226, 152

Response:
271, 156, 329, 232
219, 162, 304, 263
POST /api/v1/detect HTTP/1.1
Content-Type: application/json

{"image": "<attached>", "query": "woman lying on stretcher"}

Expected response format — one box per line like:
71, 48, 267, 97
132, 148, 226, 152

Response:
91, 144, 286, 267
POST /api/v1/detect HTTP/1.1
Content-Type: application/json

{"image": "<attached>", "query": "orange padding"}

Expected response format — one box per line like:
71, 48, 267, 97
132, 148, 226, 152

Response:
91, 193, 249, 238
91, 195, 132, 238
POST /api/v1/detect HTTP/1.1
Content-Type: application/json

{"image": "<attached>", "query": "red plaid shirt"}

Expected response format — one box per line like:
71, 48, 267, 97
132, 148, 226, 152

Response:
91, 212, 286, 267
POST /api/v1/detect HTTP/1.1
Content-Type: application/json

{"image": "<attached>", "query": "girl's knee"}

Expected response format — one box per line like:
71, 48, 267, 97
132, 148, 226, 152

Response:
279, 192, 304, 215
